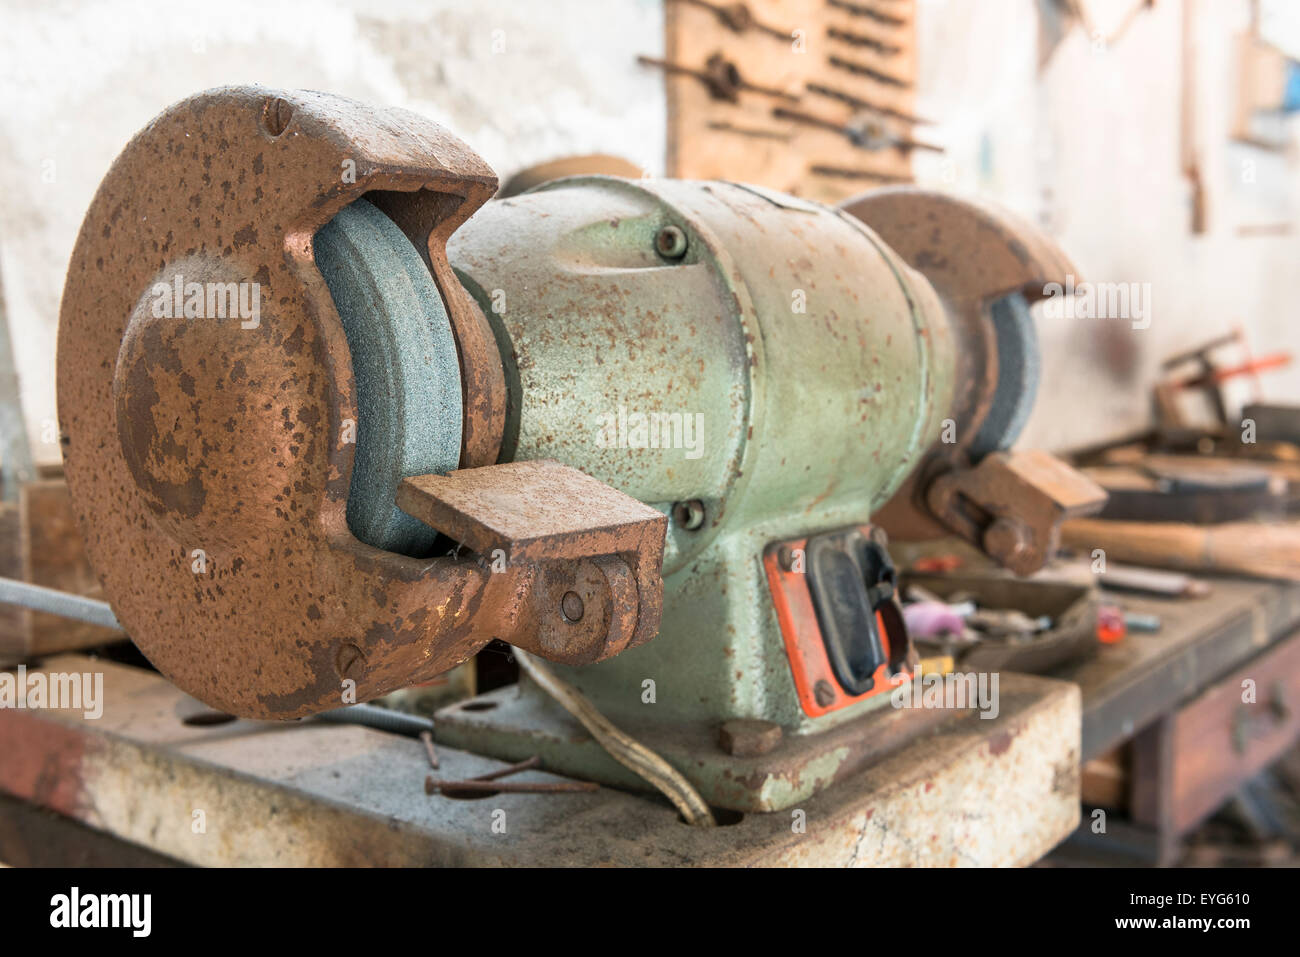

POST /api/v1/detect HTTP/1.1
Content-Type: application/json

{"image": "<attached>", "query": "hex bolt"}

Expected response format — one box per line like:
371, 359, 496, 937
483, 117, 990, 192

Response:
655, 224, 688, 259
672, 499, 706, 531
718, 719, 783, 757
263, 96, 294, 136
814, 679, 836, 707
560, 590, 585, 623
983, 517, 1031, 568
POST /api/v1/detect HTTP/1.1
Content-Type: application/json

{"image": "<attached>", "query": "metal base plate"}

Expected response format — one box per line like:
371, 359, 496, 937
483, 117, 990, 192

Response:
435, 676, 1069, 813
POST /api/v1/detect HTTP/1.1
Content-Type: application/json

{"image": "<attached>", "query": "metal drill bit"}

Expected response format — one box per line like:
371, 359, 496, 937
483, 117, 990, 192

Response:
828, 54, 912, 89
827, 25, 903, 55
806, 81, 933, 125
826, 0, 909, 28
809, 163, 913, 184
674, 0, 793, 41
708, 120, 795, 141
773, 106, 943, 153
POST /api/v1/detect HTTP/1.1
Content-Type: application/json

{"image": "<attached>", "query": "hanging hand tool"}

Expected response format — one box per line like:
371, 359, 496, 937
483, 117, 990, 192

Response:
827, 54, 912, 89
638, 52, 798, 103
670, 0, 793, 41
773, 104, 943, 152
827, 25, 903, 56
806, 82, 933, 126
827, 0, 909, 29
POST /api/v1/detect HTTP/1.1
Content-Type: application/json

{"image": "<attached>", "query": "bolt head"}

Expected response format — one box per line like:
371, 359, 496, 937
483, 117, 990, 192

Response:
262, 96, 294, 136
560, 590, 585, 623
335, 642, 366, 680
718, 719, 783, 757
814, 679, 836, 708
655, 224, 688, 259
983, 517, 1031, 565
672, 499, 706, 531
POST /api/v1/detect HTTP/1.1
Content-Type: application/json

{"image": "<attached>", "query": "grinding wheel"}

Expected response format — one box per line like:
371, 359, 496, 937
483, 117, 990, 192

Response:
314, 198, 463, 556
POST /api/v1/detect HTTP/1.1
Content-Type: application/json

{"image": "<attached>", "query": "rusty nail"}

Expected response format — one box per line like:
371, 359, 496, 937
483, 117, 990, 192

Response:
423, 755, 540, 794
655, 224, 688, 259
672, 499, 706, 531
470, 755, 542, 782
426, 776, 598, 795
814, 680, 836, 707
560, 590, 585, 623
419, 729, 440, 770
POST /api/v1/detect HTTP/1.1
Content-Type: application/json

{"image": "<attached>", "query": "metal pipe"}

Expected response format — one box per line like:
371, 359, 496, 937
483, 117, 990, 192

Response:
0, 576, 121, 630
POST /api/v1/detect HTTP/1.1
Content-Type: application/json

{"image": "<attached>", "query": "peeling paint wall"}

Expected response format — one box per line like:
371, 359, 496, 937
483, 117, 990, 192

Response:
0, 0, 666, 465
2, 0, 1296, 468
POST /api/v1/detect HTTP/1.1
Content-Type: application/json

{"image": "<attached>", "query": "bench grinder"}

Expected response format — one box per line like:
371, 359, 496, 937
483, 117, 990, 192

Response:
57, 88, 1103, 813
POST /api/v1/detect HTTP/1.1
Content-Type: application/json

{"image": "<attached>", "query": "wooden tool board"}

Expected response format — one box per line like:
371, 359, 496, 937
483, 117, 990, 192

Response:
662, 0, 919, 203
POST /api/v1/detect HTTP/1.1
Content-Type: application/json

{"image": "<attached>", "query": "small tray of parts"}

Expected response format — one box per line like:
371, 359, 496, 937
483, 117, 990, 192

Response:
900, 571, 1099, 674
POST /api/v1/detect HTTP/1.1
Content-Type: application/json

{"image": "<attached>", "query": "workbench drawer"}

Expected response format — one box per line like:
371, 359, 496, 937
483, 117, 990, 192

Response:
1135, 628, 1300, 835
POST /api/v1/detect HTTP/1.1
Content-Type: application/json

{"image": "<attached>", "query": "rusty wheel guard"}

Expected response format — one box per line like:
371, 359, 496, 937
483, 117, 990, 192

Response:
840, 189, 1106, 573
57, 87, 666, 719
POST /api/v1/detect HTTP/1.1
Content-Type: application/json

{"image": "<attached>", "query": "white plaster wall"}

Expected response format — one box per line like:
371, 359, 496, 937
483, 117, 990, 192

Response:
0, 0, 666, 464
914, 0, 1300, 451
1, 0, 1296, 464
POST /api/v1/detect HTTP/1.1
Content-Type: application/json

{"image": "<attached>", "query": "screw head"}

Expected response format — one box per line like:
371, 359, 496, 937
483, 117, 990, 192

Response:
672, 499, 706, 531
655, 224, 688, 259
263, 96, 294, 136
560, 590, 585, 623
814, 680, 836, 708
335, 642, 366, 680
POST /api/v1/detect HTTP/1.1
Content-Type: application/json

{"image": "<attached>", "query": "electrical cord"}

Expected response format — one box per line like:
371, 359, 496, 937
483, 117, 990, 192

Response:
513, 648, 716, 827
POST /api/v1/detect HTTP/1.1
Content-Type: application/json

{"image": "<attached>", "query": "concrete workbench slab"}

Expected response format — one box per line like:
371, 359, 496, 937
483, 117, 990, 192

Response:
0, 655, 1080, 866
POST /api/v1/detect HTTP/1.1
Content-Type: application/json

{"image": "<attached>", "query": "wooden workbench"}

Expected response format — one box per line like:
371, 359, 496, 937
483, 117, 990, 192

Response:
1055, 575, 1300, 762
1049, 571, 1300, 864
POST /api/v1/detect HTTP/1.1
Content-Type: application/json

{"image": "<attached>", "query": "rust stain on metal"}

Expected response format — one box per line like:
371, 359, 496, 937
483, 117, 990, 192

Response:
839, 188, 1103, 571
840, 189, 1077, 537
397, 460, 667, 663
397, 460, 667, 563
925, 449, 1107, 576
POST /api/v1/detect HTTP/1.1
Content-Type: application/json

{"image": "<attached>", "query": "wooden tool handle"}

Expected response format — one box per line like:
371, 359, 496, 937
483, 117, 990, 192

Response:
1061, 518, 1300, 582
